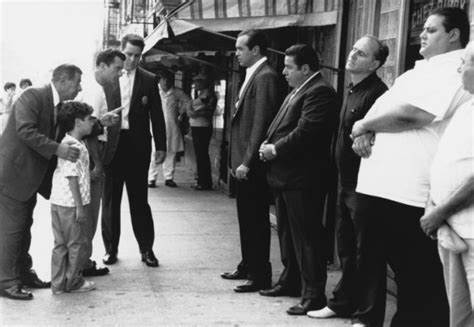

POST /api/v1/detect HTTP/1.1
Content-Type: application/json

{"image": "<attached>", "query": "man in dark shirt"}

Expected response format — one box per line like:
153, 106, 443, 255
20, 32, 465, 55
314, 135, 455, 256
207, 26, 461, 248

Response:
307, 35, 389, 319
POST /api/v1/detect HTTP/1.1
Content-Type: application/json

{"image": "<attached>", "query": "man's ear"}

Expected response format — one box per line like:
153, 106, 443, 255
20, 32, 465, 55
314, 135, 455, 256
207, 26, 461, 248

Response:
448, 28, 461, 44
251, 45, 261, 56
301, 63, 311, 75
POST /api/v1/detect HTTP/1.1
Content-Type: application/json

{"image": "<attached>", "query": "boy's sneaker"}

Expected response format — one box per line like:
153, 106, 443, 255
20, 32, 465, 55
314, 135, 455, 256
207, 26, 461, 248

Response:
70, 281, 96, 293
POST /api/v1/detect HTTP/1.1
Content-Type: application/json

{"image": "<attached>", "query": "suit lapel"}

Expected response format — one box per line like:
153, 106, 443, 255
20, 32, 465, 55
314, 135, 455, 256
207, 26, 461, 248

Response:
232, 63, 268, 120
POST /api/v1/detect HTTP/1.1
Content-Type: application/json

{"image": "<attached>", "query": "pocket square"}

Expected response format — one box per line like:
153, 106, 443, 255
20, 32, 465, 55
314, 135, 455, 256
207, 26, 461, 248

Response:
437, 224, 468, 254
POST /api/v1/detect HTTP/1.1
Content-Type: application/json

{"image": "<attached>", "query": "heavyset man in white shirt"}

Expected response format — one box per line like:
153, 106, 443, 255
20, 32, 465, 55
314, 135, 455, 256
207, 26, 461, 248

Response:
349, 8, 471, 327
420, 40, 474, 327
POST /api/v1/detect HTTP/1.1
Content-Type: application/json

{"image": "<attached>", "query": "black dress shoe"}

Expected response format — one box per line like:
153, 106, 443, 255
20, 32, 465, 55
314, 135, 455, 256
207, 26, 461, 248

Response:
234, 279, 271, 293
165, 180, 177, 187
287, 298, 326, 315
103, 252, 118, 265
148, 180, 156, 188
23, 272, 51, 289
0, 285, 33, 300
141, 250, 159, 267
221, 270, 247, 280
82, 266, 110, 277
259, 284, 300, 297
194, 184, 212, 191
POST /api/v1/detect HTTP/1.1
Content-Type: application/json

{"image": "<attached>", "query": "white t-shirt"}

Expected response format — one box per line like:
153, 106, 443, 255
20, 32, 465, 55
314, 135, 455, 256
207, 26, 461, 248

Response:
51, 134, 91, 207
76, 80, 108, 142
430, 100, 474, 238
357, 49, 471, 207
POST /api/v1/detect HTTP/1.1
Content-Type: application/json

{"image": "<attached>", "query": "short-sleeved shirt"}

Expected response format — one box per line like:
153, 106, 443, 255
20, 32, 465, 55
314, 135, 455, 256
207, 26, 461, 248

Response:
50, 134, 91, 207
76, 81, 108, 142
430, 99, 474, 239
357, 49, 471, 207
335, 73, 387, 189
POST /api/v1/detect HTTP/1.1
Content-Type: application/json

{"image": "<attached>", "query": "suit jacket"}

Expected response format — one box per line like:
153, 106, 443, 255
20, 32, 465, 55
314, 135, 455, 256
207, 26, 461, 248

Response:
230, 62, 280, 173
265, 73, 339, 189
0, 84, 59, 201
103, 67, 166, 165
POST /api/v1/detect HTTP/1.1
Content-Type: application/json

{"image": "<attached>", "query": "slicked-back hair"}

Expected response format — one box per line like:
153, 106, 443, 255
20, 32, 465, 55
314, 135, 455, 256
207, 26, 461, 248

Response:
362, 34, 390, 68
4, 82, 15, 91
238, 29, 268, 56
431, 7, 470, 47
57, 101, 93, 133
121, 34, 145, 51
52, 64, 82, 83
19, 79, 32, 88
96, 49, 126, 67
285, 44, 320, 71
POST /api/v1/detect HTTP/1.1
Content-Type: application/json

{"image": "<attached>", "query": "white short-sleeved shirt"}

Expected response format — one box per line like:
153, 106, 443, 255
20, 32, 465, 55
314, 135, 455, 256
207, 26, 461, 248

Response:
357, 49, 471, 207
76, 81, 108, 142
51, 134, 91, 207
430, 100, 474, 238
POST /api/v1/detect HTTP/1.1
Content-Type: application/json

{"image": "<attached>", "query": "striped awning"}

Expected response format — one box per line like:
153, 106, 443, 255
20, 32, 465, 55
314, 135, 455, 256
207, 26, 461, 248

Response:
174, 0, 338, 31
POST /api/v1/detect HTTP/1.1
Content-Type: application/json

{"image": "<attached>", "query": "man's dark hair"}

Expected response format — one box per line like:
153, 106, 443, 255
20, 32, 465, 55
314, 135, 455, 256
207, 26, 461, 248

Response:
121, 34, 145, 51
19, 79, 32, 88
52, 64, 82, 83
158, 70, 175, 86
57, 101, 93, 133
238, 29, 268, 56
285, 44, 320, 71
363, 34, 390, 68
431, 7, 470, 47
96, 49, 126, 67
4, 82, 15, 91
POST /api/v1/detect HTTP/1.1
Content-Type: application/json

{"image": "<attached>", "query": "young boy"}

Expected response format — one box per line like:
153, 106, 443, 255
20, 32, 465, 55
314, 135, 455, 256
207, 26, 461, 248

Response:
50, 101, 96, 294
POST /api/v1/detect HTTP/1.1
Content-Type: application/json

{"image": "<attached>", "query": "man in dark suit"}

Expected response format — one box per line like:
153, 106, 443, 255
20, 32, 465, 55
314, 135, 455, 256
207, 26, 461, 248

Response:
101, 34, 166, 267
224, 29, 280, 293
259, 44, 338, 315
0, 65, 84, 300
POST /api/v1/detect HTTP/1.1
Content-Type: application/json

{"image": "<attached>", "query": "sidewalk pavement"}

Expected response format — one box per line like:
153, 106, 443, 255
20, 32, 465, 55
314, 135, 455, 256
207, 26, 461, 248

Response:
0, 162, 395, 325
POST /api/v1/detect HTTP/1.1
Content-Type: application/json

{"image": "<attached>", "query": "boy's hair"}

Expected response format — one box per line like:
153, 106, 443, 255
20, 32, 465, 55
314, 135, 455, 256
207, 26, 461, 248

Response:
96, 49, 126, 67
57, 101, 93, 133
4, 82, 16, 91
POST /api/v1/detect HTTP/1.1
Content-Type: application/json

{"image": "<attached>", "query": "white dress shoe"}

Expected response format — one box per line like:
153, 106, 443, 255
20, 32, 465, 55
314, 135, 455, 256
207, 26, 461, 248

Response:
307, 306, 337, 318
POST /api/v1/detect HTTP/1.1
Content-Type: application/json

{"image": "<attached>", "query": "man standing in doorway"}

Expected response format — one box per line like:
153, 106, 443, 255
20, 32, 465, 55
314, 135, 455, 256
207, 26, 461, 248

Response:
308, 35, 389, 319
101, 34, 166, 267
223, 29, 280, 293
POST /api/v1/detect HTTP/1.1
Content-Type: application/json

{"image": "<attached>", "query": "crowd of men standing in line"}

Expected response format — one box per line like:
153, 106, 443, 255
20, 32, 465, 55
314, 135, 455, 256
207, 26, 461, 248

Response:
223, 7, 473, 327
0, 5, 473, 327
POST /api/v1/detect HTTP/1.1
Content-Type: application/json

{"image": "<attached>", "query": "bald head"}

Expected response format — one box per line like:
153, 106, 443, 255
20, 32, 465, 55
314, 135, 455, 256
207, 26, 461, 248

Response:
461, 41, 474, 94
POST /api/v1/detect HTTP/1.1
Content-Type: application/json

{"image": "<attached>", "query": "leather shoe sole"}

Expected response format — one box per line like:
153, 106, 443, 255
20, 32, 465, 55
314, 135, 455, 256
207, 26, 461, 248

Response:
0, 285, 33, 300
221, 270, 247, 280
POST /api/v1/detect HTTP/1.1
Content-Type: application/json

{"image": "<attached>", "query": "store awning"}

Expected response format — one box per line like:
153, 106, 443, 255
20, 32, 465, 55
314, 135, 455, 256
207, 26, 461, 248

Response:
175, 0, 338, 30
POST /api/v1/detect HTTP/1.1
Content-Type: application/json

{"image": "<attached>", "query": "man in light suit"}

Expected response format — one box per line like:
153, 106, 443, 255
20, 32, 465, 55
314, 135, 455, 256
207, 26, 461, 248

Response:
0, 65, 85, 300
223, 29, 280, 293
259, 44, 338, 315
101, 34, 166, 267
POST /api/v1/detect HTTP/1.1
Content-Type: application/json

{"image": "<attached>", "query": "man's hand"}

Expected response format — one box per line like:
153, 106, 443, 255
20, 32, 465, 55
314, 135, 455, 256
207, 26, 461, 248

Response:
155, 150, 166, 164
75, 206, 86, 223
90, 165, 103, 182
352, 133, 375, 158
259, 142, 277, 162
420, 199, 445, 239
56, 141, 80, 162
100, 106, 123, 127
351, 119, 369, 139
235, 164, 250, 180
